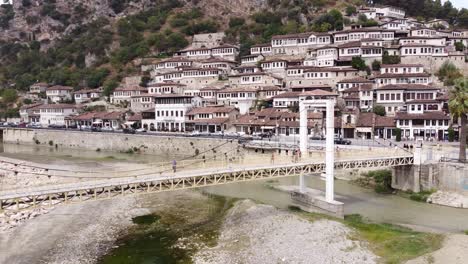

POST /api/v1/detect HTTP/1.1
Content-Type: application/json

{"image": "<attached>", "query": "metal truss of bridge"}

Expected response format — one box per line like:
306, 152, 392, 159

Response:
0, 155, 413, 212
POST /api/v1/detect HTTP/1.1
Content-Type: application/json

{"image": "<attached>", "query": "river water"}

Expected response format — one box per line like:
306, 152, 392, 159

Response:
1, 142, 467, 233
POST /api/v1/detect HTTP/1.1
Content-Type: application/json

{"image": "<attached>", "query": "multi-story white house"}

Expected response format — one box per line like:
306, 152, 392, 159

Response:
46, 85, 73, 103
272, 90, 338, 109
228, 72, 283, 88
336, 77, 373, 92
395, 110, 450, 141
19, 103, 42, 123
341, 84, 374, 111
304, 46, 338, 67
130, 94, 155, 112
29, 83, 49, 94
153, 94, 203, 132
39, 104, 78, 126
175, 44, 239, 61
73, 88, 102, 103
338, 39, 383, 63
147, 82, 186, 95
286, 66, 359, 87
333, 29, 395, 44
374, 84, 441, 116
111, 86, 147, 104
216, 87, 259, 114
374, 64, 431, 87
250, 43, 272, 55
270, 32, 332, 55
185, 106, 239, 133
358, 6, 405, 19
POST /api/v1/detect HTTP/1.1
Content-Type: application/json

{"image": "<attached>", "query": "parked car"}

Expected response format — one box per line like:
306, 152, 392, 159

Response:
190, 131, 200, 136
136, 128, 147, 133
123, 128, 136, 134
334, 138, 351, 145
91, 126, 102, 132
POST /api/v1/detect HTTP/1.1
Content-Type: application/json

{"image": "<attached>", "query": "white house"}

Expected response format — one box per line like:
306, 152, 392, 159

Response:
39, 104, 78, 127
154, 94, 203, 132
395, 111, 450, 141
46, 85, 73, 103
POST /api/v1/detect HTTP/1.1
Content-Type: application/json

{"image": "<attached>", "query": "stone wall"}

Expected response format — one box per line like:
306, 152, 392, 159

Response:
2, 128, 243, 158
392, 162, 468, 194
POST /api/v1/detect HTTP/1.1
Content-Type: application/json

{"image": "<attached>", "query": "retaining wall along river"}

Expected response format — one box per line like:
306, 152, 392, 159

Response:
2, 128, 242, 158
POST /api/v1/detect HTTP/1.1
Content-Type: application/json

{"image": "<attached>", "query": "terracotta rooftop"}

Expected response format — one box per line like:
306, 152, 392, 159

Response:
375, 84, 439, 91
46, 85, 73, 91
187, 106, 237, 115
395, 111, 450, 120
337, 77, 373, 84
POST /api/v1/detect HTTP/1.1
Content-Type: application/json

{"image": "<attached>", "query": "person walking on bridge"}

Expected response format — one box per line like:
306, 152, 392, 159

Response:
172, 159, 177, 173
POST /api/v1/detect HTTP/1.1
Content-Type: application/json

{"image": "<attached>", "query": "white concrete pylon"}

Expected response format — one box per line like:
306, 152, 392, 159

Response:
298, 99, 335, 202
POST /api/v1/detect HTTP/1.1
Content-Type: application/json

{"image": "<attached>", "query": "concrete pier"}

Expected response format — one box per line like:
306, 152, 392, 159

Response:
290, 188, 344, 219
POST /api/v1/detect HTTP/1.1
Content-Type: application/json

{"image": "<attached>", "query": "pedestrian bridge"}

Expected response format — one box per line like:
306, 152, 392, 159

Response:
0, 155, 414, 211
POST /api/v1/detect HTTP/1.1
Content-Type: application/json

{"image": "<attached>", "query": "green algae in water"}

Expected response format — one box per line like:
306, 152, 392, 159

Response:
132, 215, 161, 225
99, 194, 235, 264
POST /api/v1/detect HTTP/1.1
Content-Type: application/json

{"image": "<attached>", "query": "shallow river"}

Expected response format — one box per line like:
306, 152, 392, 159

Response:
2, 142, 467, 233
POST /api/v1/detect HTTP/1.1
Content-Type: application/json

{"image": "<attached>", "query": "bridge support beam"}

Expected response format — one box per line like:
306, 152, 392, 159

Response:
299, 99, 335, 202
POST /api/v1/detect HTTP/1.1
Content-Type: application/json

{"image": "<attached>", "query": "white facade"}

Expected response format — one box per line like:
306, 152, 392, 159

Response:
154, 95, 202, 132
46, 86, 73, 103
39, 105, 77, 126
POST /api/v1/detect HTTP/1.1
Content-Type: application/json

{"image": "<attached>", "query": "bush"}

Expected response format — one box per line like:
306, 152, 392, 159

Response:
409, 190, 435, 202
345, 5, 357, 16
455, 42, 465, 51
395, 128, 402, 142
373, 105, 386, 116
437, 61, 462, 86
368, 170, 393, 194
229, 17, 245, 28
382, 51, 401, 64
371, 60, 381, 71
448, 127, 455, 142
48, 140, 54, 146
351, 56, 367, 71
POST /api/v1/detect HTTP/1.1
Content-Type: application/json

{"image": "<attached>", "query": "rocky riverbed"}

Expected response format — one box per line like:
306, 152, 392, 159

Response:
194, 199, 377, 264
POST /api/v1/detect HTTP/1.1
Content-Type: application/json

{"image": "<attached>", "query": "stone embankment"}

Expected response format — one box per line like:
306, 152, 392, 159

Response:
428, 191, 468, 209
194, 200, 377, 264
2, 128, 243, 158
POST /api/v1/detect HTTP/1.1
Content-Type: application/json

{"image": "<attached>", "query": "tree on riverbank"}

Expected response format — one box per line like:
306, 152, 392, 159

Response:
449, 77, 468, 162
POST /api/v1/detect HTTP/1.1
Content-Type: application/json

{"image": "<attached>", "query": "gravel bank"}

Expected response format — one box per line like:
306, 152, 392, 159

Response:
194, 200, 378, 264
0, 197, 147, 264
406, 234, 468, 264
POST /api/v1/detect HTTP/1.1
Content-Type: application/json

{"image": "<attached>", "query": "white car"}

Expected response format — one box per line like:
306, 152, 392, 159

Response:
136, 128, 147, 132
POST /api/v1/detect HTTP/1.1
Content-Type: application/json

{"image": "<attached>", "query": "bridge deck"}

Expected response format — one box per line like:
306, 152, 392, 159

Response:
0, 155, 413, 211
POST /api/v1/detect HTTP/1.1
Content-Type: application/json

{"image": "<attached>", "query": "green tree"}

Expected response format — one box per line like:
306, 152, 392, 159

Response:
448, 127, 455, 142
455, 42, 465, 52
372, 60, 381, 71
351, 56, 367, 71
448, 77, 468, 162
394, 128, 402, 142
103, 78, 119, 97
1, 89, 18, 104
382, 51, 401, 64
437, 61, 462, 86
345, 5, 357, 16
373, 105, 386, 116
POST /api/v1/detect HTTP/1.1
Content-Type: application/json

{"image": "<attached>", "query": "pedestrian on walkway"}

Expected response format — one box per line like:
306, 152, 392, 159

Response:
271, 152, 275, 164
172, 159, 177, 173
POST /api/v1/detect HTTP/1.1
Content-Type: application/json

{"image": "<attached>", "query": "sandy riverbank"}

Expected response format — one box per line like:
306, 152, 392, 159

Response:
406, 234, 468, 264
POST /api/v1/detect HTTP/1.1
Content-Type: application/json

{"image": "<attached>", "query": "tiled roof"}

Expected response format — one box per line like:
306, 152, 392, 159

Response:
46, 85, 73, 91
187, 106, 237, 115
73, 111, 124, 120
381, 64, 423, 68
147, 82, 186, 87
375, 72, 431, 78
375, 84, 439, 90
337, 77, 373, 83
38, 104, 77, 109
395, 111, 450, 120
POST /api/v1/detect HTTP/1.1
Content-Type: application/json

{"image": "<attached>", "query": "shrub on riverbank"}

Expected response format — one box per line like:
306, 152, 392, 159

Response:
354, 169, 393, 194
464, 230, 468, 235
400, 189, 436, 202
